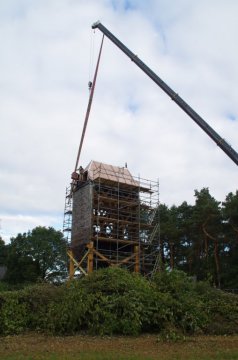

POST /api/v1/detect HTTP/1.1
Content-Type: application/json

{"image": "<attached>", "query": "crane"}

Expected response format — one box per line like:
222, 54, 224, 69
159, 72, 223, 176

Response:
92, 21, 238, 166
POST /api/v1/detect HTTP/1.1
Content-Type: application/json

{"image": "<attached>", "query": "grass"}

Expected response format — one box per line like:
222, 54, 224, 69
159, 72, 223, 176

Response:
0, 334, 238, 360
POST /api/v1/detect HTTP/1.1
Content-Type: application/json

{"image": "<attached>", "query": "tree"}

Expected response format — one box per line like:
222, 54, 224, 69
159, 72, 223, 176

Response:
221, 191, 238, 288
174, 201, 194, 274
0, 237, 7, 265
158, 204, 171, 269
158, 188, 234, 288
159, 202, 194, 273
223, 191, 238, 237
0, 237, 8, 281
5, 227, 68, 284
192, 188, 222, 287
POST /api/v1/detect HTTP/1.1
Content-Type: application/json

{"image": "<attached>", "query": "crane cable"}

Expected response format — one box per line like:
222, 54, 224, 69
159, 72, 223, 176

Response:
88, 29, 95, 84
74, 34, 104, 172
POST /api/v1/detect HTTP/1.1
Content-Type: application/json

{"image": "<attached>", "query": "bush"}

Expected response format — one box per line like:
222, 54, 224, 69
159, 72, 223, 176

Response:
0, 283, 62, 334
152, 270, 208, 334
0, 292, 28, 334
64, 268, 158, 335
153, 269, 238, 335
0, 268, 237, 336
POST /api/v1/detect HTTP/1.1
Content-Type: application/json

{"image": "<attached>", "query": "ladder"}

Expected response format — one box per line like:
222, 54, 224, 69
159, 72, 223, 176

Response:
147, 203, 160, 246
63, 186, 73, 242
147, 222, 159, 245
151, 253, 161, 277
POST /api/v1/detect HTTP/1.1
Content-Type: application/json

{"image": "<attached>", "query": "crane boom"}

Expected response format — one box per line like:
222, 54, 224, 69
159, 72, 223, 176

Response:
92, 21, 238, 166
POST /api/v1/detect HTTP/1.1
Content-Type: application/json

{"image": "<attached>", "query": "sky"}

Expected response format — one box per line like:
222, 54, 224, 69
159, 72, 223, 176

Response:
0, 0, 237, 242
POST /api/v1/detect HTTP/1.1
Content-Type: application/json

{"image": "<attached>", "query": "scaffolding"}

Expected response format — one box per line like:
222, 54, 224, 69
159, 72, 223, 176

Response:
63, 186, 72, 243
63, 161, 160, 277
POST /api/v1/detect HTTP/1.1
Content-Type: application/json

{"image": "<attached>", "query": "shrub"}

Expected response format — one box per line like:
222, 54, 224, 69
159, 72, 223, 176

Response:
153, 270, 210, 334
66, 268, 157, 335
0, 268, 237, 336
0, 292, 28, 334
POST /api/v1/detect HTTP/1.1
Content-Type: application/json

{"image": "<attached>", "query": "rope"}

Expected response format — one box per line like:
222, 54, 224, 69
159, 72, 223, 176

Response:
74, 34, 104, 172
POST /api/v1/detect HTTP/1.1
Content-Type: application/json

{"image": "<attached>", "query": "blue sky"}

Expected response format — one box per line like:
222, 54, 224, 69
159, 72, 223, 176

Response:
0, 0, 237, 242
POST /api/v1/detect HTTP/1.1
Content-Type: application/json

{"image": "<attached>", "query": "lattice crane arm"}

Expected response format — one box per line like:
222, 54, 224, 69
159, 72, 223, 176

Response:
92, 21, 238, 166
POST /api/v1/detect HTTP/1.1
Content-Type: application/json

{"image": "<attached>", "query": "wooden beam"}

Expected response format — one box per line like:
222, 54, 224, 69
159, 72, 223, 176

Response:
87, 241, 94, 273
93, 249, 111, 264
92, 236, 139, 246
67, 249, 88, 276
114, 253, 136, 266
134, 245, 140, 273
68, 249, 75, 279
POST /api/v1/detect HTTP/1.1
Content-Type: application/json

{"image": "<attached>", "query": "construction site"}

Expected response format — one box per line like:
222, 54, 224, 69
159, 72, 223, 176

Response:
62, 23, 162, 278
63, 21, 238, 279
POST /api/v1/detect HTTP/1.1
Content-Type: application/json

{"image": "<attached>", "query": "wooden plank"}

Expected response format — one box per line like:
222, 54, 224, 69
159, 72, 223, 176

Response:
92, 236, 139, 245
93, 249, 111, 264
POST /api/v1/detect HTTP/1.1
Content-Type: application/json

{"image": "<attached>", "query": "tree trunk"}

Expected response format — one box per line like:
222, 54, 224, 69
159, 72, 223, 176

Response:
204, 234, 209, 258
202, 221, 221, 288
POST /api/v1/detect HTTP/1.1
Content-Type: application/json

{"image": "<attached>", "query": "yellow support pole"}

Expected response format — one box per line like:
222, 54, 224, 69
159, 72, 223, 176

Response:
68, 249, 75, 279
134, 245, 140, 273
87, 241, 94, 274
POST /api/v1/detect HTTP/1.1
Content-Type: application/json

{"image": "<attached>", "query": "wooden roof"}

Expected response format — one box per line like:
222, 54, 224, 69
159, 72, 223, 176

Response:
84, 160, 139, 187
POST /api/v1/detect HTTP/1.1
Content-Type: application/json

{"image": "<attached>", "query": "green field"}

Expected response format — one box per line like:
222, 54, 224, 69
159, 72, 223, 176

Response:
1, 334, 238, 360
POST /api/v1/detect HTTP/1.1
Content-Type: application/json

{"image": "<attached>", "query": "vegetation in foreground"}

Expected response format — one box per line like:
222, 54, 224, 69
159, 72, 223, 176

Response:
0, 268, 237, 337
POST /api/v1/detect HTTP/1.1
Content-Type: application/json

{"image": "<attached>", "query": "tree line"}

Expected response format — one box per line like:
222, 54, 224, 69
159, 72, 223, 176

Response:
157, 188, 238, 289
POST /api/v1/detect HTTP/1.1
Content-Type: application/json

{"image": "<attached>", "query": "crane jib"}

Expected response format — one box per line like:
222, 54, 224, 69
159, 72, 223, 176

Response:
92, 21, 238, 166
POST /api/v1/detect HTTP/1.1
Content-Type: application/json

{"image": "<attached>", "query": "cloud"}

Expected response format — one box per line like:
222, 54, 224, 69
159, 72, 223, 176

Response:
0, 0, 237, 242
0, 213, 61, 243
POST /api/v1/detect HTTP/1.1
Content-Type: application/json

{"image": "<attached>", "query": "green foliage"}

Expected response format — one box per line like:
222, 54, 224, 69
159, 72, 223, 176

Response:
0, 237, 7, 266
0, 268, 237, 337
61, 268, 159, 335
0, 293, 28, 335
45, 284, 90, 334
221, 191, 238, 288
153, 269, 238, 335
158, 188, 238, 290
4, 226, 68, 284
0, 281, 11, 292
153, 270, 209, 334
197, 286, 238, 335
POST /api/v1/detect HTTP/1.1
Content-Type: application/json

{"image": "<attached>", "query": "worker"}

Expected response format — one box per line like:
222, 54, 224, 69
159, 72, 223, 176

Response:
79, 166, 84, 181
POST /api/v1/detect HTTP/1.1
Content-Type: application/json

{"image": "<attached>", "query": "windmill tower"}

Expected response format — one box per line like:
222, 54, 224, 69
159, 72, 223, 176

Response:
64, 160, 159, 278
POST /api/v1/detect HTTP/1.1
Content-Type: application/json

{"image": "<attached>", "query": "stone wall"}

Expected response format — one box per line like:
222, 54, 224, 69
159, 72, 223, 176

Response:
71, 182, 93, 247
